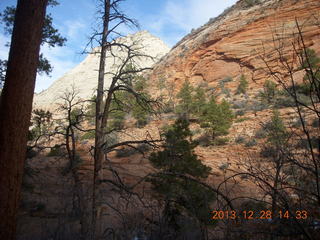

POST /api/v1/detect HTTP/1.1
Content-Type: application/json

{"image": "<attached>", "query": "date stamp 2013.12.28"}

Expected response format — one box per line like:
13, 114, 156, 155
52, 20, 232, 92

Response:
211, 210, 308, 220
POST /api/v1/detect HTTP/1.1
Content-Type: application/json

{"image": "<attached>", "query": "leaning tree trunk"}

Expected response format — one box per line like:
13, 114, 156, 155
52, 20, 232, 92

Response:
0, 0, 48, 239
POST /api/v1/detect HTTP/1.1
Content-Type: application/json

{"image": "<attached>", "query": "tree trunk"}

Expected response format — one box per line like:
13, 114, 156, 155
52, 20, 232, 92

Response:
0, 0, 48, 239
92, 0, 111, 238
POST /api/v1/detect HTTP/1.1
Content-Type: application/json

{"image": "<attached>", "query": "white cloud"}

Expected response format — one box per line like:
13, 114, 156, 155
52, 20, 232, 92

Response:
145, 0, 237, 46
35, 44, 79, 93
0, 33, 9, 60
65, 20, 86, 39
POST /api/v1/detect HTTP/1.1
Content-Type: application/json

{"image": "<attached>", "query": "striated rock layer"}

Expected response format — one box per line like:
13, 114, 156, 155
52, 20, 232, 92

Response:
148, 0, 320, 95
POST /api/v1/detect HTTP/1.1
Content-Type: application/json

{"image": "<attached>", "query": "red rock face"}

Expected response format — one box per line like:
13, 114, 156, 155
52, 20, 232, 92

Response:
149, 0, 320, 95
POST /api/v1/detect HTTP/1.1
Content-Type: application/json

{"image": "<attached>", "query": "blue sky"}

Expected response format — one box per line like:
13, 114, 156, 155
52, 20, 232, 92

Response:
0, 0, 237, 92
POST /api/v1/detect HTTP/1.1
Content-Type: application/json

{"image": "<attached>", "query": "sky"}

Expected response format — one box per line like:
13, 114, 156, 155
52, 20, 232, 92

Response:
0, 0, 237, 92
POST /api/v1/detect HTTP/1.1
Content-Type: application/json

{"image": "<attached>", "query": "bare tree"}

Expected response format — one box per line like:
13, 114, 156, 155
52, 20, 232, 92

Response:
84, 1, 162, 238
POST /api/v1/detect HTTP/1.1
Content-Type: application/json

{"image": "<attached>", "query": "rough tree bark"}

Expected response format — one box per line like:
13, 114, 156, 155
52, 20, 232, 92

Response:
92, 0, 111, 238
0, 0, 48, 239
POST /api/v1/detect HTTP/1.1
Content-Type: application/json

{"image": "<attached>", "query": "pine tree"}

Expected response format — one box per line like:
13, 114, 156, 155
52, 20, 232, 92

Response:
236, 74, 248, 94
259, 80, 277, 104
149, 118, 214, 232
0, 1, 66, 77
176, 80, 194, 118
192, 86, 207, 116
200, 97, 233, 140
0, 1, 49, 238
266, 110, 288, 146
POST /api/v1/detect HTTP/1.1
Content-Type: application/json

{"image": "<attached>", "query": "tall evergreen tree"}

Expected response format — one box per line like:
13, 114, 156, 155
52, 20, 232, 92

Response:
192, 86, 207, 116
0, 1, 49, 239
176, 80, 194, 118
236, 74, 248, 94
0, 1, 66, 79
200, 97, 233, 140
149, 118, 214, 235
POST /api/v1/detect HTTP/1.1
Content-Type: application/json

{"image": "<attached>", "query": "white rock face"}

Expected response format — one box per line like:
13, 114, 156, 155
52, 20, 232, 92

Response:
33, 31, 170, 109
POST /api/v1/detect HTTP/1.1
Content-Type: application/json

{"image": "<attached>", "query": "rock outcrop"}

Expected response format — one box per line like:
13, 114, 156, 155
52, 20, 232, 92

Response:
148, 0, 320, 96
33, 30, 170, 108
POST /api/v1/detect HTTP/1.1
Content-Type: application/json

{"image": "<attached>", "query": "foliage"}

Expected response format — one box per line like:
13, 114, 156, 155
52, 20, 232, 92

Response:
148, 118, 214, 228
260, 110, 288, 159
81, 131, 95, 140
235, 117, 250, 123
191, 86, 207, 116
84, 95, 96, 124
235, 136, 246, 144
245, 0, 260, 7
236, 74, 248, 94
312, 118, 319, 128
61, 154, 83, 175
131, 97, 149, 127
175, 80, 194, 118
47, 144, 64, 157
296, 137, 318, 150
28, 109, 53, 141
235, 109, 245, 116
300, 48, 320, 71
200, 97, 233, 140
0, 4, 66, 76
133, 75, 147, 92
254, 128, 267, 139
211, 137, 229, 146
245, 138, 257, 147
259, 80, 277, 104
265, 110, 288, 146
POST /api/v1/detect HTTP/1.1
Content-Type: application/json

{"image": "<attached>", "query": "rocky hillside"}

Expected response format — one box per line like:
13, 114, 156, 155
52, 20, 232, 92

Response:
20, 0, 320, 239
33, 30, 170, 108
148, 0, 320, 96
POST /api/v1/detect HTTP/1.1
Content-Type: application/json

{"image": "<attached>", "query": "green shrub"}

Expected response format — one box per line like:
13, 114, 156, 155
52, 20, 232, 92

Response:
235, 110, 245, 117
312, 118, 319, 128
260, 146, 277, 158
245, 139, 257, 147
248, 101, 269, 112
221, 76, 233, 84
255, 128, 267, 139
47, 144, 64, 157
259, 80, 277, 104
221, 88, 231, 97
115, 147, 137, 158
148, 118, 214, 227
196, 134, 212, 147
81, 131, 95, 140
235, 117, 250, 123
235, 136, 246, 144
219, 162, 229, 171
232, 100, 247, 109
162, 102, 175, 113
274, 95, 296, 108
200, 98, 233, 139
291, 118, 303, 128
212, 137, 229, 146
245, 0, 260, 7
61, 154, 83, 175
236, 74, 248, 94
136, 143, 152, 153
296, 137, 318, 149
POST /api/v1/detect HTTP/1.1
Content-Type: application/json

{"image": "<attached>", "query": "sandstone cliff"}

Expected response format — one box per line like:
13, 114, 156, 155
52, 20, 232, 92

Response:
20, 1, 320, 239
148, 0, 320, 96
33, 30, 170, 108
